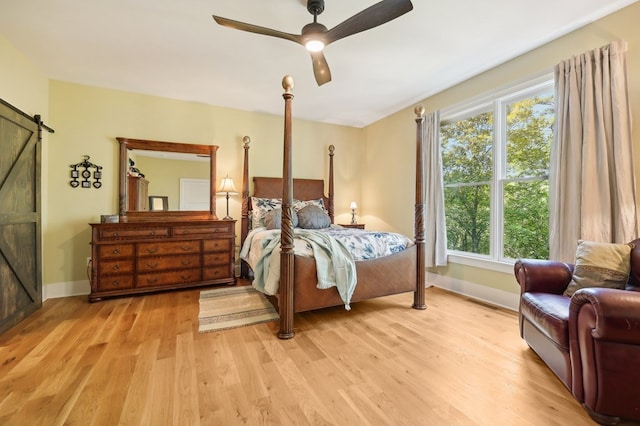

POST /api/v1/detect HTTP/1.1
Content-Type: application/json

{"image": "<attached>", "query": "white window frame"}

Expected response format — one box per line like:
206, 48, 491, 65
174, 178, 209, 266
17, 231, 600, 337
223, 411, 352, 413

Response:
440, 74, 554, 273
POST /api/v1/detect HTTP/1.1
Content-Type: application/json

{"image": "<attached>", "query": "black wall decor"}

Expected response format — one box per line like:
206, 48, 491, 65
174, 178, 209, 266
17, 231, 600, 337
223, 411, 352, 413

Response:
70, 155, 103, 188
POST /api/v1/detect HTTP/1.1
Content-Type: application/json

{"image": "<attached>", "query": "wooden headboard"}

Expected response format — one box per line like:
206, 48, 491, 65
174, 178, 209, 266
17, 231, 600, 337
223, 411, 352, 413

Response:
252, 177, 329, 212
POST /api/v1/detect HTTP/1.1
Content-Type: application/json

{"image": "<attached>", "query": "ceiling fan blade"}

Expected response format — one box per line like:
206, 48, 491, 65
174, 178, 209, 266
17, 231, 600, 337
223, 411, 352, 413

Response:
213, 15, 302, 45
310, 51, 332, 86
324, 0, 413, 45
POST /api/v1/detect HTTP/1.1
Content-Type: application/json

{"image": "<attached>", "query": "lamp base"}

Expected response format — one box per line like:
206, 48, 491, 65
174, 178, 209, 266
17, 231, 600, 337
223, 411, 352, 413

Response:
222, 216, 233, 220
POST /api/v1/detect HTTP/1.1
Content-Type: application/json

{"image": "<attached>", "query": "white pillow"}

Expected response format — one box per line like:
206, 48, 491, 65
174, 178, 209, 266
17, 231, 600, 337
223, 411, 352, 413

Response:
563, 239, 633, 297
293, 198, 326, 212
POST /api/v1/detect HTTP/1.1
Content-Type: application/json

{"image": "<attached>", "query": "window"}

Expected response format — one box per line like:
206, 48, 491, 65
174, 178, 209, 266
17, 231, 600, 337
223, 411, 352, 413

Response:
440, 78, 554, 265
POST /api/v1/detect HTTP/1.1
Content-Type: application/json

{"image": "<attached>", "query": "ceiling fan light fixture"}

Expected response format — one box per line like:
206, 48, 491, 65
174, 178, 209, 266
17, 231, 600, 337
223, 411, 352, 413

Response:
302, 22, 327, 52
305, 39, 325, 52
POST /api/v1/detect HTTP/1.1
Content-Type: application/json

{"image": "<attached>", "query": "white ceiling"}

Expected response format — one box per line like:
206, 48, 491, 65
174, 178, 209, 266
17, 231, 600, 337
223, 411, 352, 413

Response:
0, 0, 636, 127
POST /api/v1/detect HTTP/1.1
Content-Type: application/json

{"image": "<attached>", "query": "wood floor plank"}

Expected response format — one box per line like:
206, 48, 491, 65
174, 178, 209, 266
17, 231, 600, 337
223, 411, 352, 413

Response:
172, 332, 200, 426
142, 355, 176, 426
0, 286, 596, 425
118, 338, 160, 425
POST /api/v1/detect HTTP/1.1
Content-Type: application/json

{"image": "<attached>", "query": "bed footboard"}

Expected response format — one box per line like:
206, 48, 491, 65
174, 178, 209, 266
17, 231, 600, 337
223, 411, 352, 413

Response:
290, 245, 418, 313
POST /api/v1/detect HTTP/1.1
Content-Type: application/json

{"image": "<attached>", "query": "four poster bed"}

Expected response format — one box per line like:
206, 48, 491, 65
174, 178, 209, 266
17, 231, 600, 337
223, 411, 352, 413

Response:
239, 76, 427, 339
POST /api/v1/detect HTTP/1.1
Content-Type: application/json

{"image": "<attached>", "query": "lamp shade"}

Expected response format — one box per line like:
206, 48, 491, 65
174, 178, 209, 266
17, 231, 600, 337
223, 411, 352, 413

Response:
350, 201, 357, 209
216, 176, 237, 194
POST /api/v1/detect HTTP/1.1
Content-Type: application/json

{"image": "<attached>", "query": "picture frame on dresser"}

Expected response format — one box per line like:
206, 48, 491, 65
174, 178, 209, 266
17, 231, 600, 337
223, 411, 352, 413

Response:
148, 195, 168, 211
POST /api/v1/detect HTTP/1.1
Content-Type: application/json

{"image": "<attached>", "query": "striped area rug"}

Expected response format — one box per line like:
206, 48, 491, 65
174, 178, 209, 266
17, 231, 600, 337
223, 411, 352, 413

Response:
198, 286, 278, 333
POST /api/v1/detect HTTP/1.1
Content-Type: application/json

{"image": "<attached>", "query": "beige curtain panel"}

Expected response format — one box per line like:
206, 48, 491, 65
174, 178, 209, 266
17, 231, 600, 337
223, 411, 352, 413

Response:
425, 110, 448, 267
550, 40, 638, 262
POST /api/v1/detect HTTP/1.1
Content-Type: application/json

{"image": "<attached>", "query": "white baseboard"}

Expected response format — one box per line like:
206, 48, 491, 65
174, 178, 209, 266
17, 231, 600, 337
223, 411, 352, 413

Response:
427, 271, 519, 312
43, 280, 90, 301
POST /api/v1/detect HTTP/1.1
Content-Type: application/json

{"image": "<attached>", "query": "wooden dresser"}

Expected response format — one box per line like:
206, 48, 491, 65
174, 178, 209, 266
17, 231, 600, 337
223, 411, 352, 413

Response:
89, 219, 235, 301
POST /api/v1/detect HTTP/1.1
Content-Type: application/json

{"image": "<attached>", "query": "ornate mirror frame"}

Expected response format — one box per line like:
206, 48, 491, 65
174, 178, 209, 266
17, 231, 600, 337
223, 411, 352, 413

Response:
117, 137, 218, 222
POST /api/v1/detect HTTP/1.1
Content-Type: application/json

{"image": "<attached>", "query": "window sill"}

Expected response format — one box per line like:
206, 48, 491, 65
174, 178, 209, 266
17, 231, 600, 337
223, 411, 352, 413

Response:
446, 253, 515, 275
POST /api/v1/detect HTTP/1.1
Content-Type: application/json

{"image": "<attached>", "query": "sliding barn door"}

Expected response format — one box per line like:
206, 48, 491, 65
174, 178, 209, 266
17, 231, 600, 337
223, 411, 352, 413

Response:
0, 101, 42, 335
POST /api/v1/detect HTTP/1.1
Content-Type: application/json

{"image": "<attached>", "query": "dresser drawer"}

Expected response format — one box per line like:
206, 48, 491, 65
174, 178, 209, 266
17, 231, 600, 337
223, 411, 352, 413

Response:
99, 227, 169, 240
137, 240, 200, 256
97, 244, 134, 259
99, 259, 134, 275
137, 254, 200, 272
204, 252, 231, 266
96, 275, 134, 291
136, 269, 201, 288
203, 266, 232, 281
174, 223, 233, 236
203, 238, 233, 252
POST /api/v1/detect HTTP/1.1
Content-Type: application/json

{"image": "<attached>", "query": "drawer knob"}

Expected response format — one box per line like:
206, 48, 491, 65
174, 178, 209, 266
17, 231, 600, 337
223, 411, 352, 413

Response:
150, 231, 156, 236
180, 246, 191, 251
112, 232, 119, 237
181, 260, 192, 266
113, 280, 119, 286
113, 249, 120, 254
147, 247, 159, 254
146, 262, 158, 269
113, 264, 119, 270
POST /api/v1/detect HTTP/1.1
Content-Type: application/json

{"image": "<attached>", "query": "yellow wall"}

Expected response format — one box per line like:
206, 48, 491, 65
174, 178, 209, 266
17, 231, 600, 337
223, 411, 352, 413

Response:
365, 2, 640, 295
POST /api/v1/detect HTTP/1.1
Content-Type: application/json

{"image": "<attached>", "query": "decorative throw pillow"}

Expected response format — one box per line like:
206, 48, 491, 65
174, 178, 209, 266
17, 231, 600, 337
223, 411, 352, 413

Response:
297, 205, 331, 229
264, 208, 299, 230
563, 239, 634, 297
251, 197, 281, 229
293, 198, 326, 212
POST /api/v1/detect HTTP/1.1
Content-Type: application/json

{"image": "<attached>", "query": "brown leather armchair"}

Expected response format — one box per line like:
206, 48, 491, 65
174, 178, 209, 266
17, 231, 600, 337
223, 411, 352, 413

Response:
514, 239, 640, 424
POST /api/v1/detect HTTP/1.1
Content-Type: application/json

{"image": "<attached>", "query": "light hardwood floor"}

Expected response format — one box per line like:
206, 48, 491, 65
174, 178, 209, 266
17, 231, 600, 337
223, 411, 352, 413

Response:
0, 285, 595, 425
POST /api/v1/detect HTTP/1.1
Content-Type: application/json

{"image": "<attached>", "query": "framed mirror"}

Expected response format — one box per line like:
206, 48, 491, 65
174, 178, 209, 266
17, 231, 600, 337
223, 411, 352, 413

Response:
117, 137, 219, 222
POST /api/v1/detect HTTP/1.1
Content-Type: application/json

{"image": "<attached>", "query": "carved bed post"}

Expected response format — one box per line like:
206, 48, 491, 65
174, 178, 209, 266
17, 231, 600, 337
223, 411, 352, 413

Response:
240, 136, 251, 278
328, 145, 335, 223
279, 76, 295, 339
413, 105, 427, 310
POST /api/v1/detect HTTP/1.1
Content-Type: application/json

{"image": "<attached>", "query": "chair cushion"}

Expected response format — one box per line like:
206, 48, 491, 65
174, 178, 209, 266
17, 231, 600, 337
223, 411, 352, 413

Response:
564, 240, 633, 297
521, 292, 571, 350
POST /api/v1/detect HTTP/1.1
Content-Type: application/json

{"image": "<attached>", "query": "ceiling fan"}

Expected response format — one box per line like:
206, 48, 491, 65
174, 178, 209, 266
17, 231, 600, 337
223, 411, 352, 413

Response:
212, 0, 414, 86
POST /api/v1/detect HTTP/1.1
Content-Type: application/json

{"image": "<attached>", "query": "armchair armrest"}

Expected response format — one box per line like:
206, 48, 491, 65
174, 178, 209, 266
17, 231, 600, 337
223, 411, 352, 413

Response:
570, 287, 640, 344
514, 258, 574, 295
